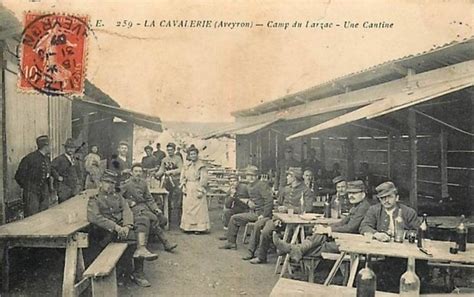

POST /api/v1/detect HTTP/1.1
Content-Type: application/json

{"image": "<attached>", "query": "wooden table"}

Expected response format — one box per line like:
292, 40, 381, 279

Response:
325, 233, 474, 287
273, 213, 342, 277
270, 278, 470, 297
427, 216, 474, 230
149, 187, 170, 230
0, 189, 97, 297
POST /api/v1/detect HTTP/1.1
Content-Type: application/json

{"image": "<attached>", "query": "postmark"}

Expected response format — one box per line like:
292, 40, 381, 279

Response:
17, 12, 89, 96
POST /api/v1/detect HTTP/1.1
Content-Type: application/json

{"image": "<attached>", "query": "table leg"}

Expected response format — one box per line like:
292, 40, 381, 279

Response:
164, 194, 169, 230
62, 237, 79, 297
274, 225, 290, 274
280, 225, 301, 278
324, 252, 346, 286
347, 254, 360, 287
0, 242, 9, 292
300, 226, 305, 242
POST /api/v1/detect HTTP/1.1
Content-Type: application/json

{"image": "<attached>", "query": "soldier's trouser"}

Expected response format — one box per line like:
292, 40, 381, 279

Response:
23, 186, 50, 217
227, 212, 259, 244
168, 184, 182, 224
248, 217, 271, 254
292, 234, 339, 260
255, 219, 282, 261
133, 208, 160, 238
223, 205, 248, 228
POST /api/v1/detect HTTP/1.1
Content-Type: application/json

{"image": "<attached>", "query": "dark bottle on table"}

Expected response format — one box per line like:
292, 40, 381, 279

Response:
417, 214, 428, 248
324, 201, 331, 218
456, 214, 467, 252
356, 254, 376, 297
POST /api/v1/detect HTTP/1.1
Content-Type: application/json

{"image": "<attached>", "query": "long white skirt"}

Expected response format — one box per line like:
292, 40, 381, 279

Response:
180, 181, 210, 231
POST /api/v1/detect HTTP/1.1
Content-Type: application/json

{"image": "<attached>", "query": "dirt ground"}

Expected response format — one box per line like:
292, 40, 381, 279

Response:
5, 205, 474, 296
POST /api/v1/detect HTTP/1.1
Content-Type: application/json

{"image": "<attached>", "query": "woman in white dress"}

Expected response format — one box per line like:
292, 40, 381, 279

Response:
180, 146, 210, 233
84, 145, 103, 189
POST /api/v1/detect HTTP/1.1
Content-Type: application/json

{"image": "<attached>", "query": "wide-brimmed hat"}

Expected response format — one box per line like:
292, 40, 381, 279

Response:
63, 138, 76, 148
245, 165, 259, 176
101, 169, 118, 183
332, 175, 346, 185
287, 167, 303, 180
376, 181, 397, 198
346, 180, 366, 193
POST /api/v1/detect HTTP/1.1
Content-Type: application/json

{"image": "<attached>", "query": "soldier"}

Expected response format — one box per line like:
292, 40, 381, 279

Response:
156, 142, 183, 225
108, 141, 131, 183
122, 163, 177, 252
273, 180, 371, 262
221, 174, 249, 231
87, 170, 158, 287
331, 176, 351, 214
244, 167, 314, 264
303, 169, 315, 192
51, 138, 80, 203
153, 142, 166, 165
15, 135, 52, 217
219, 165, 273, 250
141, 145, 159, 177
274, 146, 301, 200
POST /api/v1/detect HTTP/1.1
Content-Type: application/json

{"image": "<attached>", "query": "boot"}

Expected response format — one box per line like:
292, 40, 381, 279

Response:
219, 242, 237, 250
133, 232, 159, 261
241, 250, 254, 260
272, 232, 291, 256
155, 228, 177, 252
289, 238, 318, 263
131, 258, 151, 287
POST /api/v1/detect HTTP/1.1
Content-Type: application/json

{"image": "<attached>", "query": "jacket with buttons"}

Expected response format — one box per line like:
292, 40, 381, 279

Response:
121, 177, 159, 213
87, 191, 134, 232
15, 150, 51, 193
280, 182, 314, 214
330, 199, 370, 233
247, 180, 273, 218
359, 202, 420, 235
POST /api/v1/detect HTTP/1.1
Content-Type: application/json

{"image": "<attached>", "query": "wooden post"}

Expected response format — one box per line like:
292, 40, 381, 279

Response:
470, 96, 474, 208
0, 42, 6, 225
346, 136, 355, 180
387, 133, 393, 179
408, 109, 418, 211
320, 137, 326, 170
440, 128, 449, 198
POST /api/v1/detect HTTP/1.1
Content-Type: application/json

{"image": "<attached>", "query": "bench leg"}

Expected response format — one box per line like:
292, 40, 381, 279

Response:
91, 269, 118, 297
0, 242, 9, 292
324, 252, 346, 286
63, 238, 78, 297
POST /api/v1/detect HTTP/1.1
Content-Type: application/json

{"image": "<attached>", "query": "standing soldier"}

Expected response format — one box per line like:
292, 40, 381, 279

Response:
87, 170, 158, 287
51, 138, 80, 203
156, 142, 183, 226
153, 142, 166, 165
122, 163, 177, 252
141, 145, 159, 178
15, 135, 52, 217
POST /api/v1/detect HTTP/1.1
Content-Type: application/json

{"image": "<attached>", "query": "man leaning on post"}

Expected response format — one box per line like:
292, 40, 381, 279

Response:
219, 165, 273, 250
87, 170, 158, 287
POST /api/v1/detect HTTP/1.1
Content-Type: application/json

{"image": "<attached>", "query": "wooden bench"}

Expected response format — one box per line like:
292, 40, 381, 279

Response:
242, 222, 256, 244
300, 252, 351, 283
83, 242, 129, 297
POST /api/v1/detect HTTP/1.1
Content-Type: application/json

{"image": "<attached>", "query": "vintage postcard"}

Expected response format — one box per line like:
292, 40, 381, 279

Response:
0, 0, 472, 296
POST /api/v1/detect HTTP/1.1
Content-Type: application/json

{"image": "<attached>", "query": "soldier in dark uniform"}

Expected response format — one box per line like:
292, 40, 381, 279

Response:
153, 143, 166, 166
156, 142, 183, 226
244, 167, 314, 264
219, 165, 273, 250
51, 138, 80, 203
141, 145, 159, 178
87, 170, 158, 287
15, 135, 52, 217
122, 163, 177, 252
108, 141, 132, 184
331, 176, 351, 214
274, 146, 301, 201
221, 174, 249, 230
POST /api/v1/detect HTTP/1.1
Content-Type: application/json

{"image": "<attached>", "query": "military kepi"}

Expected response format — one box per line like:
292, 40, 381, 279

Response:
346, 180, 365, 193
36, 135, 49, 148
101, 169, 118, 183
332, 175, 346, 185
376, 181, 397, 198
287, 167, 303, 180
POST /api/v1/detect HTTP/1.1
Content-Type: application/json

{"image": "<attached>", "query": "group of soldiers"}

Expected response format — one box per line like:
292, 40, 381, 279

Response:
14, 136, 186, 287
218, 161, 420, 286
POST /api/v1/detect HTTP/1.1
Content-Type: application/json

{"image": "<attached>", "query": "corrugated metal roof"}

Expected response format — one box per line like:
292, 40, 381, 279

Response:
233, 37, 474, 118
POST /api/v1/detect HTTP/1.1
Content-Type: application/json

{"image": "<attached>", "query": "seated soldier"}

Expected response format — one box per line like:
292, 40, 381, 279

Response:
331, 176, 351, 214
219, 165, 273, 250
87, 170, 158, 287
359, 181, 419, 242
244, 167, 314, 264
273, 180, 370, 262
221, 174, 249, 231
122, 163, 177, 252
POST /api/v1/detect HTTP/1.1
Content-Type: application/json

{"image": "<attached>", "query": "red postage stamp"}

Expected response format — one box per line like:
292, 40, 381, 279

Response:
18, 12, 89, 96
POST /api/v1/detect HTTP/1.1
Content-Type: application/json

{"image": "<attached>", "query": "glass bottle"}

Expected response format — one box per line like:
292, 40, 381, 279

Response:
456, 215, 467, 252
356, 255, 376, 297
417, 214, 428, 248
394, 209, 405, 243
331, 194, 341, 219
324, 200, 331, 218
399, 257, 420, 297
